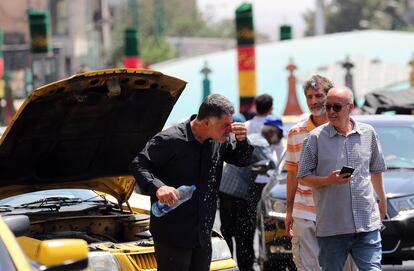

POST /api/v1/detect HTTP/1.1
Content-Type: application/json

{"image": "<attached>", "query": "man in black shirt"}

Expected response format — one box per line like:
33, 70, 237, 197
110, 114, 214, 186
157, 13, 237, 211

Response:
130, 94, 253, 271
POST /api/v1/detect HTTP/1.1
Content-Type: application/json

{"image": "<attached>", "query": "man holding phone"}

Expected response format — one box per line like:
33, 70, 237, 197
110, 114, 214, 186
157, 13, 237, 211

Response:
298, 87, 386, 271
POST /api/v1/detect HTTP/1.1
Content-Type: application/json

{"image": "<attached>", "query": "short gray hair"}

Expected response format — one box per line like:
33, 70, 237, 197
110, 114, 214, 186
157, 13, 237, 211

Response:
197, 94, 235, 120
303, 75, 334, 95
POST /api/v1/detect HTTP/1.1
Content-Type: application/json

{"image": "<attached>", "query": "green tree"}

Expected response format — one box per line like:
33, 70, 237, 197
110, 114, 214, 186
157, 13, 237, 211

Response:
303, 0, 412, 36
106, 0, 236, 67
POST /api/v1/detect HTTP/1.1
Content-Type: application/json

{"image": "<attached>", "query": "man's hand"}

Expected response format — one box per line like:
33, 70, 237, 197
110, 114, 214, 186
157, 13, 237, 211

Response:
231, 122, 247, 141
326, 170, 352, 185
156, 185, 179, 207
285, 212, 294, 237
378, 197, 387, 220
371, 172, 387, 220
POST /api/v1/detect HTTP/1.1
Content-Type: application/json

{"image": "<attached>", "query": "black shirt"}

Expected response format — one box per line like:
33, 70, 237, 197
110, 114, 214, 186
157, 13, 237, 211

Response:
130, 115, 253, 248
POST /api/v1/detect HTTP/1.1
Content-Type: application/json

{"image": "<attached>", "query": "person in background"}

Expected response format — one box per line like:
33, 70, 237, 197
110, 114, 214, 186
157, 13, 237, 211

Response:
130, 94, 253, 271
245, 94, 273, 134
298, 87, 386, 271
248, 114, 284, 207
246, 94, 284, 163
219, 113, 278, 271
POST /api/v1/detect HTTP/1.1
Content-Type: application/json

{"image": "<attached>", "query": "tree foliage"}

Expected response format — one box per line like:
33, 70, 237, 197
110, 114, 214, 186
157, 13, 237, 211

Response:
303, 0, 414, 36
106, 0, 235, 66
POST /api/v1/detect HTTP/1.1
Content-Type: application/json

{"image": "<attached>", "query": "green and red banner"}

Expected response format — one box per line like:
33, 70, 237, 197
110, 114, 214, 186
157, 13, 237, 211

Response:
235, 3, 256, 118
124, 27, 141, 68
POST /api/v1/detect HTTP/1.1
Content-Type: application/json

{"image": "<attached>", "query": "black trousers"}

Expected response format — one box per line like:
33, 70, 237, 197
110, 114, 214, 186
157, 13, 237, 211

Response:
154, 241, 211, 271
219, 192, 255, 271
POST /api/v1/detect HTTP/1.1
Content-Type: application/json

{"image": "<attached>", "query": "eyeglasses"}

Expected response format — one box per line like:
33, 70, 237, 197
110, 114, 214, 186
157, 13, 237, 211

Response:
325, 103, 349, 113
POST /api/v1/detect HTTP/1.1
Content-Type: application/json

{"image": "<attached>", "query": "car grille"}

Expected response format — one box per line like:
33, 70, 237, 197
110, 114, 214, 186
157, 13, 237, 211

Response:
95, 243, 157, 270
115, 252, 157, 270
131, 253, 157, 270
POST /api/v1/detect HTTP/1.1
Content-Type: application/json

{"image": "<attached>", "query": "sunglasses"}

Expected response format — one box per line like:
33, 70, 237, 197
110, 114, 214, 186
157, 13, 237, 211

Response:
325, 103, 349, 113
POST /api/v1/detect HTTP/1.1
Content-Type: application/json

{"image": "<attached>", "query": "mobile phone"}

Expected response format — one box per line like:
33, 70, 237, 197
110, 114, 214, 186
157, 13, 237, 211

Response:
339, 166, 355, 176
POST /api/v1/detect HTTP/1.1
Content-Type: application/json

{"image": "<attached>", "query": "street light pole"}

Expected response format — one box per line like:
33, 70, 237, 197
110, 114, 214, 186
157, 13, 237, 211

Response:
315, 0, 325, 35
200, 61, 211, 101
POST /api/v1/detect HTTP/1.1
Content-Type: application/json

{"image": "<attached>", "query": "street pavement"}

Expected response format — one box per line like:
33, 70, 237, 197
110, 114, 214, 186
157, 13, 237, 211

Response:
213, 210, 414, 270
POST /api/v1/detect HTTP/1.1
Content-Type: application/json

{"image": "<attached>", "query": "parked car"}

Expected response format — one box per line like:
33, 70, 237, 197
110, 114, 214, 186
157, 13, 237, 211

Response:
257, 114, 414, 270
0, 69, 238, 271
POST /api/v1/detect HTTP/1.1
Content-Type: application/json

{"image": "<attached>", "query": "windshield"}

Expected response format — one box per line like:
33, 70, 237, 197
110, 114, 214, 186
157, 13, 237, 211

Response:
0, 189, 101, 207
376, 126, 414, 169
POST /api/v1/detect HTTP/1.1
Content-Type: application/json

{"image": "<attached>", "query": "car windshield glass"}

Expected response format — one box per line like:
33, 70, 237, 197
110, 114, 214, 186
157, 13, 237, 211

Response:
0, 189, 102, 208
375, 126, 414, 169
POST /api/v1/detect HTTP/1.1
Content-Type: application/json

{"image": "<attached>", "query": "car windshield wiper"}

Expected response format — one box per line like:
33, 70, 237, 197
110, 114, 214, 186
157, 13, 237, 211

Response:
0, 205, 13, 212
83, 195, 108, 204
17, 197, 83, 210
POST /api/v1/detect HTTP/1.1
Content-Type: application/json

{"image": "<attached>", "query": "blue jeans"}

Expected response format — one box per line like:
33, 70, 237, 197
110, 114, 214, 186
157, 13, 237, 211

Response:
318, 230, 382, 271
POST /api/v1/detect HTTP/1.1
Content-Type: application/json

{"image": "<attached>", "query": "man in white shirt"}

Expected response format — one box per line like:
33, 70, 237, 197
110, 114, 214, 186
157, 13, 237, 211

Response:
245, 94, 273, 134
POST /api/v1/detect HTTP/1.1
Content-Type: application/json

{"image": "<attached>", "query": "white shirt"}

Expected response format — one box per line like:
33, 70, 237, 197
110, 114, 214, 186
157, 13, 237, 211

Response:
246, 115, 282, 184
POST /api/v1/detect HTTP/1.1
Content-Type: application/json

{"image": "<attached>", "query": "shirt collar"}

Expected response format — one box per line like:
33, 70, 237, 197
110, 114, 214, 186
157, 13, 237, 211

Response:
328, 117, 362, 137
184, 114, 198, 142
306, 116, 317, 132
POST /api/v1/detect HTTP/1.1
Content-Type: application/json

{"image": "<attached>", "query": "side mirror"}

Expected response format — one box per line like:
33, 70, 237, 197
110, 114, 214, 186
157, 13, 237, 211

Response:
19, 237, 89, 271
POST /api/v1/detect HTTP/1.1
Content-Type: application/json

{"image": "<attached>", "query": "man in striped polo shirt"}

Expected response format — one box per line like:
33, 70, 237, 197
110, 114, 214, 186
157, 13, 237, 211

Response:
285, 75, 331, 270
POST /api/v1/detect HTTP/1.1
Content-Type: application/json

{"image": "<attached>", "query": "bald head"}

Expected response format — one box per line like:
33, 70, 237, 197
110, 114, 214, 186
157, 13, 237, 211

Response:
325, 87, 355, 132
327, 87, 354, 104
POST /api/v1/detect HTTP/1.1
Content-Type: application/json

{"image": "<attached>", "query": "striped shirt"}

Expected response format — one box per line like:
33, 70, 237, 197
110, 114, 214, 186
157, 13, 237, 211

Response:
285, 117, 317, 221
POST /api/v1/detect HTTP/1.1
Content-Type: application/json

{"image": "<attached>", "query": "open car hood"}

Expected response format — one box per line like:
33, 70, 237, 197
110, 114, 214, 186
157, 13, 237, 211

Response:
0, 69, 186, 203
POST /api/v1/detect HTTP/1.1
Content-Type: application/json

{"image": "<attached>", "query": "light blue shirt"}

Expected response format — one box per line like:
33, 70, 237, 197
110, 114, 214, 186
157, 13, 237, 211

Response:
297, 119, 386, 237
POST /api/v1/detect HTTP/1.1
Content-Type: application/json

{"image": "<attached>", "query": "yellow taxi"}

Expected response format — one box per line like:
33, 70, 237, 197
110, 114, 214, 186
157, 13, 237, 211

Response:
0, 69, 238, 271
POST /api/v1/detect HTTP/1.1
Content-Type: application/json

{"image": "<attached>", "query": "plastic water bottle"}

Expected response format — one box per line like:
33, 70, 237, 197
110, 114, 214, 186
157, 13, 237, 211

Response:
151, 185, 196, 217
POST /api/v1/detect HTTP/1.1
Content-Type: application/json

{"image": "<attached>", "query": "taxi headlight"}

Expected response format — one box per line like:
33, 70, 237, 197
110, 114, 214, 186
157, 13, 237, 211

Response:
88, 251, 121, 271
211, 237, 232, 261
263, 197, 287, 218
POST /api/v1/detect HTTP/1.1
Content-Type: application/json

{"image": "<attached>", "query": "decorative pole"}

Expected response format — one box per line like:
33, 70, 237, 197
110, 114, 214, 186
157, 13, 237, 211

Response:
280, 24, 293, 41
154, 0, 165, 42
0, 28, 3, 82
124, 0, 140, 68
27, 9, 53, 89
235, 3, 256, 119
123, 27, 141, 68
4, 72, 15, 126
0, 28, 4, 125
200, 61, 211, 101
342, 56, 357, 106
283, 58, 303, 115
409, 54, 414, 87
